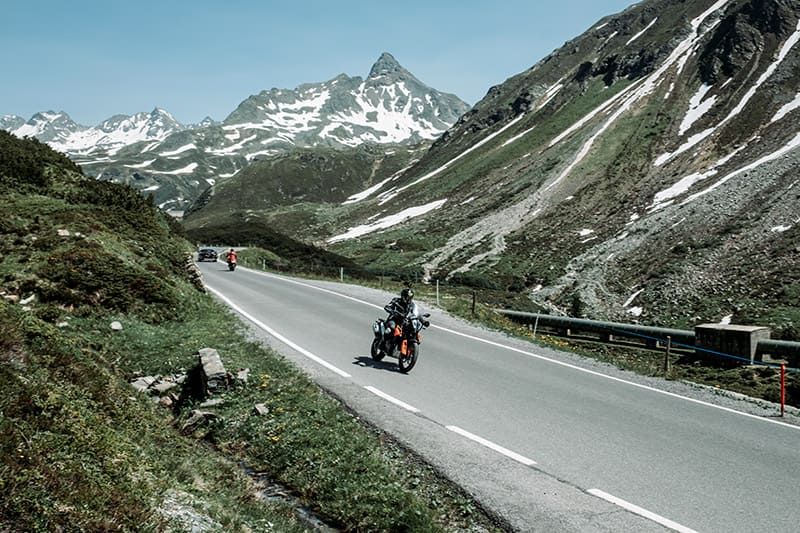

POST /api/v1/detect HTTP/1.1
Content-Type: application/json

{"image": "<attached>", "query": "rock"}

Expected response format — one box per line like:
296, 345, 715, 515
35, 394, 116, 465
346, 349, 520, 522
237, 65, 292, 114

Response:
110, 321, 123, 331
180, 410, 218, 435
56, 321, 69, 328
254, 404, 270, 416
3, 294, 19, 304
236, 368, 250, 385
57, 229, 70, 237
197, 348, 229, 394
152, 380, 179, 395
130, 376, 158, 393
20, 294, 35, 305
199, 398, 224, 407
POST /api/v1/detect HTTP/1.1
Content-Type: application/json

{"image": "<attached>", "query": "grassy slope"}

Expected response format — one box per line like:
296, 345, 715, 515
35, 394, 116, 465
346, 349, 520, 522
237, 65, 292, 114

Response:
182, 143, 424, 240
0, 132, 502, 532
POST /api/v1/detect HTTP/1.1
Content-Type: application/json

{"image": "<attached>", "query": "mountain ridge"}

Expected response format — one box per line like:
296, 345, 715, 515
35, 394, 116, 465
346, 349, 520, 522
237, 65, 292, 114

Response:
2, 53, 469, 215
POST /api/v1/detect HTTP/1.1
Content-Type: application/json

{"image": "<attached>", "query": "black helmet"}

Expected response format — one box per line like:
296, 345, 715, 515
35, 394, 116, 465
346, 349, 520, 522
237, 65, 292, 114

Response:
400, 288, 414, 303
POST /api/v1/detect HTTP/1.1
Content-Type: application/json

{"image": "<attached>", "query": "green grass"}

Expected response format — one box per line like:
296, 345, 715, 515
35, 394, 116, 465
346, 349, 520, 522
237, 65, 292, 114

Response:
0, 303, 309, 532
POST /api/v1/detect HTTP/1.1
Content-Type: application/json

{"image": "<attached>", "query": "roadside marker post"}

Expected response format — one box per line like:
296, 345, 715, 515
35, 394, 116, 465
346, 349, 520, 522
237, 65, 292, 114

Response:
781, 363, 786, 417
664, 336, 672, 378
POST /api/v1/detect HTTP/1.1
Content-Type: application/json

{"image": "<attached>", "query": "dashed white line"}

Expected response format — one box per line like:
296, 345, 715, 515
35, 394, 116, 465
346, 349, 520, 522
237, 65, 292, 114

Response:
588, 489, 698, 533
206, 285, 352, 378
364, 386, 420, 413
446, 425, 536, 466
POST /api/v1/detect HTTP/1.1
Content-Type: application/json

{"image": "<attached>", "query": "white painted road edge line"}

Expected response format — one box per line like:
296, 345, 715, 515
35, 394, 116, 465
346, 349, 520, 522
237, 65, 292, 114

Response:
446, 425, 536, 466
239, 268, 800, 432
206, 285, 352, 378
588, 489, 698, 533
364, 386, 420, 413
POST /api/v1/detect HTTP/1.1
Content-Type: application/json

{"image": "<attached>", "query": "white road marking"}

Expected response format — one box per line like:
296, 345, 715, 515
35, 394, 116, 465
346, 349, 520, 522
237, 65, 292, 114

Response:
234, 266, 800, 431
588, 489, 698, 533
206, 285, 352, 378
364, 386, 420, 413
446, 425, 536, 466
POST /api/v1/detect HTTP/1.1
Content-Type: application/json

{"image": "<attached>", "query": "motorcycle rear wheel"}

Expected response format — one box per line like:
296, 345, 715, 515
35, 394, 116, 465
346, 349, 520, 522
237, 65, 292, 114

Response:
370, 338, 385, 361
397, 342, 418, 373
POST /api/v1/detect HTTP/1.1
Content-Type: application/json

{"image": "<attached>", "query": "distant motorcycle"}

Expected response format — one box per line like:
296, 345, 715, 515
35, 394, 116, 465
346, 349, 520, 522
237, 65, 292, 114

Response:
227, 256, 237, 271
371, 311, 430, 373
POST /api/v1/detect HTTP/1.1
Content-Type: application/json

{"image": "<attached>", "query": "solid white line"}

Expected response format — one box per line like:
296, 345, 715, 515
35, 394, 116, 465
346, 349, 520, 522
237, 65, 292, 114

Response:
206, 286, 352, 378
216, 267, 800, 431
588, 489, 698, 533
364, 386, 420, 413
446, 425, 536, 466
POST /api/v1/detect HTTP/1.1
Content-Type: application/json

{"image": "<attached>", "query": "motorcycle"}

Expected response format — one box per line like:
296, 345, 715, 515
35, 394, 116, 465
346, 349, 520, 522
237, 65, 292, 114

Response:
227, 257, 237, 271
371, 311, 430, 373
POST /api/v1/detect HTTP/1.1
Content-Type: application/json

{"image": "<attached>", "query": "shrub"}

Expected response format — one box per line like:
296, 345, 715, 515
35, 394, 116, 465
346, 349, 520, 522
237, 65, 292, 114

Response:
0, 131, 81, 191
36, 241, 179, 321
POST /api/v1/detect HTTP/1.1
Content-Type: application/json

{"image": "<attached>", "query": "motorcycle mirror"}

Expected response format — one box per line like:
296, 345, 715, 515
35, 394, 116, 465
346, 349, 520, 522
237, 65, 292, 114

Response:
423, 313, 431, 318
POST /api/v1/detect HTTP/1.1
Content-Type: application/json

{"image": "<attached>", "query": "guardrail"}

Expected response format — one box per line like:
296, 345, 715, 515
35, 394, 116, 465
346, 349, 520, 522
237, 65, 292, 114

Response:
494, 310, 800, 365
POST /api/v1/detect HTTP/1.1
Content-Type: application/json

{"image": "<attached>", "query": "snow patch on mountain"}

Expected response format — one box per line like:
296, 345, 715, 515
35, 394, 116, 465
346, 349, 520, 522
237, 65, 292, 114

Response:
657, 18, 800, 166
328, 199, 447, 243
152, 163, 198, 175
681, 132, 800, 204
771, 93, 800, 123
679, 84, 716, 136
159, 143, 196, 156
625, 18, 658, 46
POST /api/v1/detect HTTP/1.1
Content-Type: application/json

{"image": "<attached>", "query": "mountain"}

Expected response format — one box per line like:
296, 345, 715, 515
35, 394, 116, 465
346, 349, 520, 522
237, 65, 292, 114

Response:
187, 0, 800, 339
222, 52, 467, 152
11, 111, 85, 145
1, 53, 469, 215
0, 114, 25, 131
7, 108, 183, 156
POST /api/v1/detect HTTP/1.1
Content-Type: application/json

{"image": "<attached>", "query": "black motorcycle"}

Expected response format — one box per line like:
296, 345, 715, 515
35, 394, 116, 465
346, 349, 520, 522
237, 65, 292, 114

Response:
371, 311, 430, 373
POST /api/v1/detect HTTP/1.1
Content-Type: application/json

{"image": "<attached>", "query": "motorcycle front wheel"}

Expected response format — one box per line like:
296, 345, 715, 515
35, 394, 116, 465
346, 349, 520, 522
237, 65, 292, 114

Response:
397, 342, 418, 373
370, 338, 385, 361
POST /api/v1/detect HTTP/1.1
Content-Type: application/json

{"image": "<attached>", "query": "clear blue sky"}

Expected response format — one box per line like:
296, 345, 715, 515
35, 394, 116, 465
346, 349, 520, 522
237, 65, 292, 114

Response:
1, 0, 635, 126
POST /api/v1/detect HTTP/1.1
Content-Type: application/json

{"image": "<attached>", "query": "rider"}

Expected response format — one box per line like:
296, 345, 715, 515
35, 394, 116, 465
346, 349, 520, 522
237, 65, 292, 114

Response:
384, 287, 428, 335
226, 248, 237, 264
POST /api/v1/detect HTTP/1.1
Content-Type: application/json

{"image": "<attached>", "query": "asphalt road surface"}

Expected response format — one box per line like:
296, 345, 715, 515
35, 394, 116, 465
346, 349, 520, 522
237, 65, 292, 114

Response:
198, 259, 800, 532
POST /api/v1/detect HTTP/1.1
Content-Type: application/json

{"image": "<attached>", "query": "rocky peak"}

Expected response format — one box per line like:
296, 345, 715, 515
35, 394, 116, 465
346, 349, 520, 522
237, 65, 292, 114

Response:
368, 52, 412, 80
0, 114, 26, 130
198, 116, 217, 127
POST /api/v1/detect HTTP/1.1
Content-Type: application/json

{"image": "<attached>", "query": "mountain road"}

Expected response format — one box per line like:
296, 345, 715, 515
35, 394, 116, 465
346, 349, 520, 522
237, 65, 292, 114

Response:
198, 260, 800, 533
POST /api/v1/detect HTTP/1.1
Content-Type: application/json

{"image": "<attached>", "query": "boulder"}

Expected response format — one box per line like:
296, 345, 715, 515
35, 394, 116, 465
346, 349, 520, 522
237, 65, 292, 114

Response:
198, 348, 229, 394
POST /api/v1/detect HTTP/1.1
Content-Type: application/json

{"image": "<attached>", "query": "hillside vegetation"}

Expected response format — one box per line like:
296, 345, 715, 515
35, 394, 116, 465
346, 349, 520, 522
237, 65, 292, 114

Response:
0, 132, 501, 532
